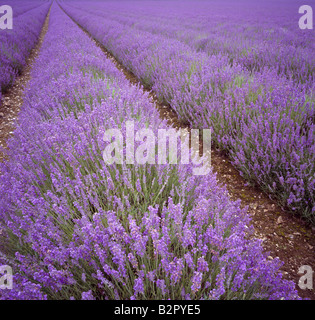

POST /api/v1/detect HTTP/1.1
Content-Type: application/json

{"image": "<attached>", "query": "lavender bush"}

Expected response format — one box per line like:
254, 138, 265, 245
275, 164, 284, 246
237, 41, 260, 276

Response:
60, 0, 315, 222
0, 3, 300, 300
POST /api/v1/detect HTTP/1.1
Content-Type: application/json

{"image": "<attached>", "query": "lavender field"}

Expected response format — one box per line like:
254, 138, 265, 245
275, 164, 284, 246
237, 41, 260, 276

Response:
0, 0, 314, 301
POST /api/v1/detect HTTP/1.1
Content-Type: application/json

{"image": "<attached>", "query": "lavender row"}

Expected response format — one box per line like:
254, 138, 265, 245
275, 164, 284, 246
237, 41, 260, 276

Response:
0, 3, 299, 300
4, 1, 50, 17
63, 0, 315, 87
0, 1, 51, 103
60, 1, 315, 222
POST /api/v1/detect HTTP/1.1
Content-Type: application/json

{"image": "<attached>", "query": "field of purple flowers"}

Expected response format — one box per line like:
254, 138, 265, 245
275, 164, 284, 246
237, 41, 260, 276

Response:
0, 1, 305, 300
60, 0, 315, 223
0, 0, 51, 103
3, 1, 46, 17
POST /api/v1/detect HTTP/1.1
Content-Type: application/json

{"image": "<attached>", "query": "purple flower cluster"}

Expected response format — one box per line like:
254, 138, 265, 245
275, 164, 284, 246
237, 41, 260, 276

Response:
60, 0, 315, 222
0, 0, 51, 103
0, 2, 300, 300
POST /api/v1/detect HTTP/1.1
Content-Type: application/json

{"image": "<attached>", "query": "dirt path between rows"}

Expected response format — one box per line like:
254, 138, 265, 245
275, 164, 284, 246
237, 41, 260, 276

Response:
62, 5, 315, 299
0, 7, 51, 164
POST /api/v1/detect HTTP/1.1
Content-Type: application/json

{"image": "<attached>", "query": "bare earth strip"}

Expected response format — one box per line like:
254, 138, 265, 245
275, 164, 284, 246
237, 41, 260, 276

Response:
0, 7, 51, 163
62, 6, 315, 300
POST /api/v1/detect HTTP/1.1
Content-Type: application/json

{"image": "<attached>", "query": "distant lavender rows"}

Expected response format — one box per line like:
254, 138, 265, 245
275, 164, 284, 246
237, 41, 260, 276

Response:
62, 0, 315, 87
5, 1, 50, 17
0, 1, 51, 103
0, 3, 299, 300
60, 0, 315, 222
